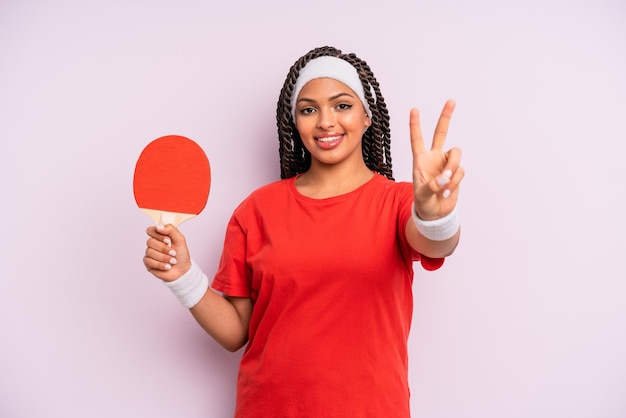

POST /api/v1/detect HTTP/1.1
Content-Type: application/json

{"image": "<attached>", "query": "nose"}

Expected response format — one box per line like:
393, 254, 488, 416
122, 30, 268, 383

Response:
316, 108, 336, 129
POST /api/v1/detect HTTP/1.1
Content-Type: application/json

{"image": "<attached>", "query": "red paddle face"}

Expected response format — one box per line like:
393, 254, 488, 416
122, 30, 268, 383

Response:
133, 135, 211, 226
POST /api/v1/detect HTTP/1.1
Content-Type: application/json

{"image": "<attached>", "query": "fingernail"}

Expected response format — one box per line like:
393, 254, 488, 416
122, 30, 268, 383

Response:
156, 224, 165, 230
163, 237, 172, 246
443, 169, 453, 178
164, 264, 172, 270
169, 249, 177, 257
443, 189, 451, 198
437, 175, 450, 187
170, 257, 177, 265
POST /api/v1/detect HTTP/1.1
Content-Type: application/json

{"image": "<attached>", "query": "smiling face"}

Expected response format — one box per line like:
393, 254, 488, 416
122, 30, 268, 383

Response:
294, 78, 371, 170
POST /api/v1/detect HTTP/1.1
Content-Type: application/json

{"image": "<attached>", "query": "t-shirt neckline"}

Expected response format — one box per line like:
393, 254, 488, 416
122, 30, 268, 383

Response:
289, 172, 383, 202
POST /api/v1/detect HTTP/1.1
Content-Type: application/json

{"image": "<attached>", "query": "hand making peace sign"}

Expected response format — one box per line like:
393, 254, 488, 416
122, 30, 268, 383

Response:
410, 100, 464, 221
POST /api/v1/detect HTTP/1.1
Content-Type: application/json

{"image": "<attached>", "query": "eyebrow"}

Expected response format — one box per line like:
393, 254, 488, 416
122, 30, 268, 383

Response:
297, 92, 356, 105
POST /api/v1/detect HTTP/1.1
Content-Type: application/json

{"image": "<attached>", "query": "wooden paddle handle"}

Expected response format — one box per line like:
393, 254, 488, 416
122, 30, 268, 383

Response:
140, 208, 196, 227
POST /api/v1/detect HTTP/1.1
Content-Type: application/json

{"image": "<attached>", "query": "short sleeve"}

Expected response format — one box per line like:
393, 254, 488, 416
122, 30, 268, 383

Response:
396, 181, 445, 271
211, 213, 253, 297
419, 255, 445, 271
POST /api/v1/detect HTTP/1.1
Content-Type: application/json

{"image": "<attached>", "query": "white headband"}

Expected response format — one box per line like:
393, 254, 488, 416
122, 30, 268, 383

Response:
291, 56, 374, 120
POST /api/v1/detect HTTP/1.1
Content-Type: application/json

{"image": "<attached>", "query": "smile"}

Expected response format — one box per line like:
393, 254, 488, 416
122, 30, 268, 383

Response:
316, 135, 343, 143
314, 134, 344, 150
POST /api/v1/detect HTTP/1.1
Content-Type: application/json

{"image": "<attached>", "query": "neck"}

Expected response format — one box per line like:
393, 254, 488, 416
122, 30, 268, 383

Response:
295, 159, 374, 199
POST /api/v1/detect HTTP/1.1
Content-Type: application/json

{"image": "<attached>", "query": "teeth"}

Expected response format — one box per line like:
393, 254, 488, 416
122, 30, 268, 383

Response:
317, 135, 341, 143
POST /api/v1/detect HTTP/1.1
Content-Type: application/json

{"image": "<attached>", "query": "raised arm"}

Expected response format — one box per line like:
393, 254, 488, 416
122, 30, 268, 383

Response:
144, 224, 252, 352
405, 100, 464, 258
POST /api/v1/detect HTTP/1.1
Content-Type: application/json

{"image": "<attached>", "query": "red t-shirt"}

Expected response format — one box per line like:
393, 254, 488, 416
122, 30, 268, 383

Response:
212, 174, 443, 418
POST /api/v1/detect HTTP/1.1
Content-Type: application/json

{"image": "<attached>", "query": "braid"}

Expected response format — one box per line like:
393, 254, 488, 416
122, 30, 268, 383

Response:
276, 46, 393, 180
340, 53, 393, 180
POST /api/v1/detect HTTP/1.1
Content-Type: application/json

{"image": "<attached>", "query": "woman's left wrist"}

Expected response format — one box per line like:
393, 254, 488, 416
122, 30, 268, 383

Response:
412, 204, 460, 241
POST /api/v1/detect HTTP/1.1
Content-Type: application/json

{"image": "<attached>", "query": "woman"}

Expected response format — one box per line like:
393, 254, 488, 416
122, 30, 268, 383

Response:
143, 45, 464, 417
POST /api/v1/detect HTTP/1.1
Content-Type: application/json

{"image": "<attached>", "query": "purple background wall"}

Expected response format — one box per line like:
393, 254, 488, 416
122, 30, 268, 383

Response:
1, 0, 625, 416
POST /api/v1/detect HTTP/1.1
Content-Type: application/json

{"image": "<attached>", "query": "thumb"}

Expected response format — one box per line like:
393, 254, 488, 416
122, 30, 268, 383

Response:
157, 223, 185, 245
414, 175, 443, 204
156, 224, 192, 268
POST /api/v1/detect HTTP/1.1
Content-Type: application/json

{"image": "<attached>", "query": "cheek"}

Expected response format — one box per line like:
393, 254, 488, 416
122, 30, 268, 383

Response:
349, 114, 370, 132
295, 119, 314, 138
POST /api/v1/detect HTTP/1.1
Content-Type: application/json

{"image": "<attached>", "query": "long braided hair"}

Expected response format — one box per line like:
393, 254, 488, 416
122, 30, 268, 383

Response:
276, 46, 393, 180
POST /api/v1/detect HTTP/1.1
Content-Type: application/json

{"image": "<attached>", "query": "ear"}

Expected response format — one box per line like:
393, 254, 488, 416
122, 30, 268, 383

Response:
364, 114, 372, 131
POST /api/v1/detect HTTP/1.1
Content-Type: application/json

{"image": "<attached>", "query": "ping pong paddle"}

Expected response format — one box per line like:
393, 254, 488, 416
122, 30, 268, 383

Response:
133, 135, 211, 227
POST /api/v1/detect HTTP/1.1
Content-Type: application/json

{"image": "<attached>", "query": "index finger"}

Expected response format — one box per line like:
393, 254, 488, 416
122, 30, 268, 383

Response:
432, 99, 456, 150
409, 107, 426, 154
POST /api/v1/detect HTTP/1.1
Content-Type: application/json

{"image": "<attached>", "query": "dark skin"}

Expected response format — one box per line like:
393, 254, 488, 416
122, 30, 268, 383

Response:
144, 91, 463, 351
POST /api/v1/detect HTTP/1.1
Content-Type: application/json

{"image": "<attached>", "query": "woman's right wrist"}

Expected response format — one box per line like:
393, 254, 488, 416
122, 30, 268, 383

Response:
162, 260, 209, 309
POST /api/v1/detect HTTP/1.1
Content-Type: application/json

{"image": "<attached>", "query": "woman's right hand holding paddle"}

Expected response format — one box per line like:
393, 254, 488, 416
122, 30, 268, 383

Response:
144, 224, 192, 282
143, 223, 252, 352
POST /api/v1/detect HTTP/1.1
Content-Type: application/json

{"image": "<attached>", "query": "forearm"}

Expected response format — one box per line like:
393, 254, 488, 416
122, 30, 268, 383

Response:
405, 210, 461, 258
145, 224, 251, 351
190, 292, 250, 352
164, 262, 250, 352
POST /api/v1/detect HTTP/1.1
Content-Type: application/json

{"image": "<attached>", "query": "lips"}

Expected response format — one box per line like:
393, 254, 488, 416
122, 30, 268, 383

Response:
315, 133, 343, 149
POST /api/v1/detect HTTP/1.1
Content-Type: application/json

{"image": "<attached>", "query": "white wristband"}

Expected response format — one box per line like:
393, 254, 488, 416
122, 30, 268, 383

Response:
412, 204, 460, 241
162, 260, 209, 308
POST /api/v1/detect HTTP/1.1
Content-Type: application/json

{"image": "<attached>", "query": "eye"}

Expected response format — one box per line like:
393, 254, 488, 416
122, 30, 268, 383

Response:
299, 107, 316, 115
336, 103, 353, 111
